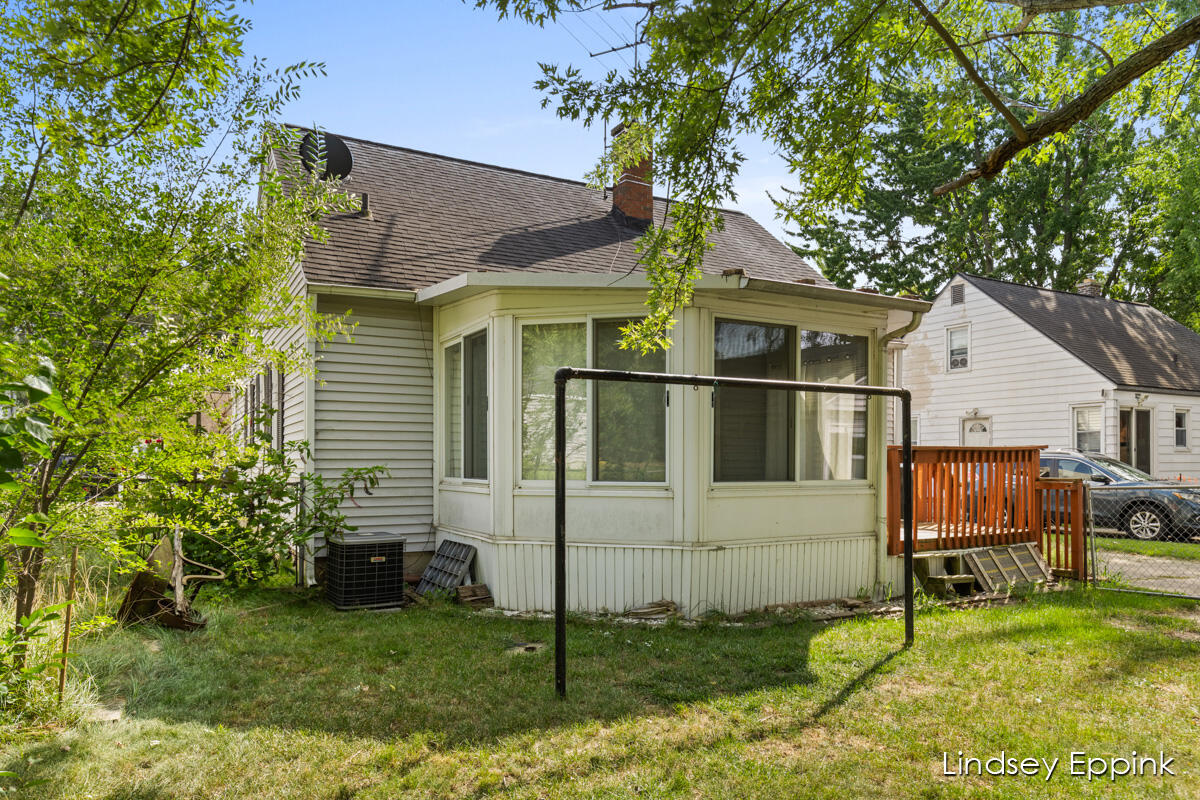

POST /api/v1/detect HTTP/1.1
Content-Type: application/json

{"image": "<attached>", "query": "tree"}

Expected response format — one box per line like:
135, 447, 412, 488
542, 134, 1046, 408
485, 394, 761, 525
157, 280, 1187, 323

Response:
792, 84, 1175, 299
479, 0, 1200, 346
0, 2, 347, 632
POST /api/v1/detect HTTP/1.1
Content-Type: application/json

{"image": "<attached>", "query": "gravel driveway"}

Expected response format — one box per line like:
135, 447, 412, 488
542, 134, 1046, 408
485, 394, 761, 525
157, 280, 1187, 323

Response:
1095, 550, 1200, 597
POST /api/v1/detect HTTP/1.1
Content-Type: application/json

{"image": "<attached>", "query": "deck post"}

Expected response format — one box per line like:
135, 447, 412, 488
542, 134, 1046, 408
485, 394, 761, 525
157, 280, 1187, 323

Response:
901, 394, 914, 647
554, 369, 568, 699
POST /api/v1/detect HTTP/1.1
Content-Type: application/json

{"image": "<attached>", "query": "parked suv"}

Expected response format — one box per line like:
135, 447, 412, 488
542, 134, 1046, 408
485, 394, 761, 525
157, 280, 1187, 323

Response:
1040, 449, 1200, 541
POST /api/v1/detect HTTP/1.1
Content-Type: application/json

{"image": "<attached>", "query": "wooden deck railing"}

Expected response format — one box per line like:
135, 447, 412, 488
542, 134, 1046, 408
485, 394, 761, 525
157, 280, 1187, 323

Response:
886, 445, 1087, 580
1036, 478, 1087, 579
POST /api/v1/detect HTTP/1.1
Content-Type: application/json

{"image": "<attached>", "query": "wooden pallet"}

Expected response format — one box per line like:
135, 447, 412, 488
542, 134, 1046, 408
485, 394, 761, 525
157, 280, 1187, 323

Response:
963, 543, 1053, 593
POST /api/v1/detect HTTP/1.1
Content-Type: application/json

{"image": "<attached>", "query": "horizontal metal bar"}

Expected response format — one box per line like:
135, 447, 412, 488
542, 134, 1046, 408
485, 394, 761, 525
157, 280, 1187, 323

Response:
554, 367, 910, 401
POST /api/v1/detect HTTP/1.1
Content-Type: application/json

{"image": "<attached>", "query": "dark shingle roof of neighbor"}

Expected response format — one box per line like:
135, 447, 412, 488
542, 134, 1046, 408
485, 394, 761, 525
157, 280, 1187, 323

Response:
292, 131, 831, 292
962, 273, 1200, 393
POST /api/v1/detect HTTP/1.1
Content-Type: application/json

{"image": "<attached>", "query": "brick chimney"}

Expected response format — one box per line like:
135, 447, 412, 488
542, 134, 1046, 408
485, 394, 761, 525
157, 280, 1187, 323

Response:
1076, 278, 1103, 297
610, 123, 652, 227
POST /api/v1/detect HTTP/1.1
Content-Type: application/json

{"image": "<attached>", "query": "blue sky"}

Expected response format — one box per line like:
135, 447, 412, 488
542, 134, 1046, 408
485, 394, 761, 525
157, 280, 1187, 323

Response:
243, 1, 797, 242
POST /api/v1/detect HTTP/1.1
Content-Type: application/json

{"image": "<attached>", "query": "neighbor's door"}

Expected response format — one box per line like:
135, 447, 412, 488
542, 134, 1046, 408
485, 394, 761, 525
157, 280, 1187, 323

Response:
1119, 408, 1152, 473
962, 418, 992, 446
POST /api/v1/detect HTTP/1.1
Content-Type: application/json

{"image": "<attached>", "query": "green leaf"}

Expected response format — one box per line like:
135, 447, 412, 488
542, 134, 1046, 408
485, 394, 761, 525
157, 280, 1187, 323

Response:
22, 415, 53, 444
0, 448, 20, 471
6, 526, 46, 548
36, 392, 73, 422
21, 374, 51, 401
0, 471, 17, 491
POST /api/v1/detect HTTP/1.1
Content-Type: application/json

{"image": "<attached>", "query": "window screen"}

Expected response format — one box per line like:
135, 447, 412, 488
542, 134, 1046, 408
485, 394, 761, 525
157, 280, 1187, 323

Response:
713, 319, 795, 481
593, 319, 666, 482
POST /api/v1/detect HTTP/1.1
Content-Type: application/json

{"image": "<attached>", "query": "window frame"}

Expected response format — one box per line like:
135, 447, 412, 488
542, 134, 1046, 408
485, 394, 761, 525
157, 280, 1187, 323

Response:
441, 325, 490, 484
1071, 404, 1103, 453
1175, 407, 1190, 450
945, 324, 970, 373
515, 314, 671, 488
707, 310, 873, 488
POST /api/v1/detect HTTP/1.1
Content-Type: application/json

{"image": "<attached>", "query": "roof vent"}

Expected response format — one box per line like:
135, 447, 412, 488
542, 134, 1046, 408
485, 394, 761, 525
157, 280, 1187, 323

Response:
950, 284, 965, 305
1076, 278, 1102, 298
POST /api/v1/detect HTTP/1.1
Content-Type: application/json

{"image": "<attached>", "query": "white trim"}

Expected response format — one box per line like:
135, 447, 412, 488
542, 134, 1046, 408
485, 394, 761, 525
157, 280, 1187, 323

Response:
308, 282, 417, 301
1175, 406, 1191, 451
1070, 403, 1104, 453
415, 270, 931, 312
514, 314, 672, 489
946, 323, 970, 373
440, 325, 490, 482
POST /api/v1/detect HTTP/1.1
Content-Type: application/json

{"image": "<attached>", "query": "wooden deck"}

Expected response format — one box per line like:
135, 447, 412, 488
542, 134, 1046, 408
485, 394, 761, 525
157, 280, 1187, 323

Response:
887, 446, 1087, 579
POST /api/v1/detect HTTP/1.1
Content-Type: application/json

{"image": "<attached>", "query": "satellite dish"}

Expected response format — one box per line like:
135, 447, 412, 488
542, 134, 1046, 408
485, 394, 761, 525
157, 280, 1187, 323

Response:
299, 131, 353, 180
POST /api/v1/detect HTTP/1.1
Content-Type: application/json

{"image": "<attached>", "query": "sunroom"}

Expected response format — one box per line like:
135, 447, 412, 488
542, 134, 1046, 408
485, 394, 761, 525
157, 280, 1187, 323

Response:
421, 271, 928, 616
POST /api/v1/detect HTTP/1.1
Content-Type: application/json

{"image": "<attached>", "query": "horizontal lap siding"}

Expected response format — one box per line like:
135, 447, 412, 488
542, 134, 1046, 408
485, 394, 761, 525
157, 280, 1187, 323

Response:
906, 280, 1111, 449
315, 296, 435, 549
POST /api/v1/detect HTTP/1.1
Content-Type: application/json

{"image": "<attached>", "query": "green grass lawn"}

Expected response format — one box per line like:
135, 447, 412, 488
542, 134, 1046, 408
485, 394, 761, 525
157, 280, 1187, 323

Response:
4, 587, 1200, 799
1094, 534, 1200, 562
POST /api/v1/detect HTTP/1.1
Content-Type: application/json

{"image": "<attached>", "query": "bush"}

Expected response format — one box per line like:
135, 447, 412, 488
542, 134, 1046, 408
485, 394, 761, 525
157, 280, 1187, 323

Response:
124, 418, 388, 584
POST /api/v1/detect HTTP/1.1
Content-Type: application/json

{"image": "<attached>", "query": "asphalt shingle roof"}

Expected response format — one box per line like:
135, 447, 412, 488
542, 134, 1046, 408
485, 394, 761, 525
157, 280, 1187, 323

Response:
294, 132, 831, 292
962, 273, 1200, 393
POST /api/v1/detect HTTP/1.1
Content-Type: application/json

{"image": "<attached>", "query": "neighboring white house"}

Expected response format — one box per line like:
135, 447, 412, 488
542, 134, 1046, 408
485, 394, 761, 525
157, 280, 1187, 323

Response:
903, 273, 1200, 479
248, 129, 929, 616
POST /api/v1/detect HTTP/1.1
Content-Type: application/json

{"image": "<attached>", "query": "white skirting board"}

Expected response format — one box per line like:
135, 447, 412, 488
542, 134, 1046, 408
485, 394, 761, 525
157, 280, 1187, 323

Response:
437, 529, 879, 617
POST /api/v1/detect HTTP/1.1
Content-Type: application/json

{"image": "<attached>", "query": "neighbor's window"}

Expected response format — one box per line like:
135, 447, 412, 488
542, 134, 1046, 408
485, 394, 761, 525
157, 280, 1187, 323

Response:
444, 330, 488, 479
1176, 410, 1189, 448
1074, 406, 1101, 452
800, 331, 869, 480
714, 319, 795, 481
593, 319, 666, 482
521, 323, 587, 480
946, 326, 969, 371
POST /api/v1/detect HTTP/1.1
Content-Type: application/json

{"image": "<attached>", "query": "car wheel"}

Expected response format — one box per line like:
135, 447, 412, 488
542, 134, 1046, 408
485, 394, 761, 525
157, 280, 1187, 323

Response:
1124, 506, 1165, 541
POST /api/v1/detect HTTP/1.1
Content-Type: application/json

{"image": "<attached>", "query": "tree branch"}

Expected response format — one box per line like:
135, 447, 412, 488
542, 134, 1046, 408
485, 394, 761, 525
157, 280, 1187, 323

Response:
934, 11, 1200, 196
910, 0, 1030, 142
991, 0, 1147, 14
960, 29, 1115, 68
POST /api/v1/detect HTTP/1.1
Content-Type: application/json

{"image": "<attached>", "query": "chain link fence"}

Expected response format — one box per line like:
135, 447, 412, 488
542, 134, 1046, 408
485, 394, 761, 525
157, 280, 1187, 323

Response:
1087, 483, 1200, 599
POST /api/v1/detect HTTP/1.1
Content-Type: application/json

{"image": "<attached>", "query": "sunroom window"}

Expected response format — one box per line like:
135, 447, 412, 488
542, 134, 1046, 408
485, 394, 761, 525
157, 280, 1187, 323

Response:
521, 323, 587, 480
520, 319, 666, 482
713, 320, 869, 482
713, 319, 795, 482
593, 319, 666, 482
800, 331, 868, 480
444, 330, 488, 479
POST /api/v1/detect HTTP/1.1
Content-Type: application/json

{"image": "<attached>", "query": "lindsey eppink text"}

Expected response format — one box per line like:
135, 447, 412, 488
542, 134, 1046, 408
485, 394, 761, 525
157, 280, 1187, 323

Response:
942, 751, 1175, 782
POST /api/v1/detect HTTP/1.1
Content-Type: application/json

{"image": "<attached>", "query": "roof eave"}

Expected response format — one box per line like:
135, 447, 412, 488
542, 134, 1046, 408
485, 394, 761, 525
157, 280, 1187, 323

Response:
414, 270, 931, 312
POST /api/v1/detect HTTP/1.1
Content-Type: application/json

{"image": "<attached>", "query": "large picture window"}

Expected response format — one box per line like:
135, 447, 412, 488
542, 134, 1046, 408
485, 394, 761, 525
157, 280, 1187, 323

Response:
520, 319, 667, 482
444, 330, 488, 479
714, 319, 795, 482
593, 319, 666, 482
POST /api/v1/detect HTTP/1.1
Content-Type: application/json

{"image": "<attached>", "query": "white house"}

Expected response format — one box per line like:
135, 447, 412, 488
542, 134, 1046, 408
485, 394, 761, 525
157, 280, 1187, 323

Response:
252, 129, 929, 616
903, 273, 1200, 479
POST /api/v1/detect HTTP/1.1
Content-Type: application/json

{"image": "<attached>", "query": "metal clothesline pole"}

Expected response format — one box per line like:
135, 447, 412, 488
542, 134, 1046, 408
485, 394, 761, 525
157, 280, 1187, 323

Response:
553, 367, 915, 700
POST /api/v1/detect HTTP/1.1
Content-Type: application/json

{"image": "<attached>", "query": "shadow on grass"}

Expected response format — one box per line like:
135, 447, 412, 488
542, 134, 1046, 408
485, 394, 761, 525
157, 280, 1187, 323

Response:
68, 590, 828, 746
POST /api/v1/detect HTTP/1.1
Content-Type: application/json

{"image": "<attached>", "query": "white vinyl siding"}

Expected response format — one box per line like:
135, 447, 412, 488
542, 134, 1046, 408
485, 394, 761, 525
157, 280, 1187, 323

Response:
906, 280, 1113, 452
314, 295, 434, 549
